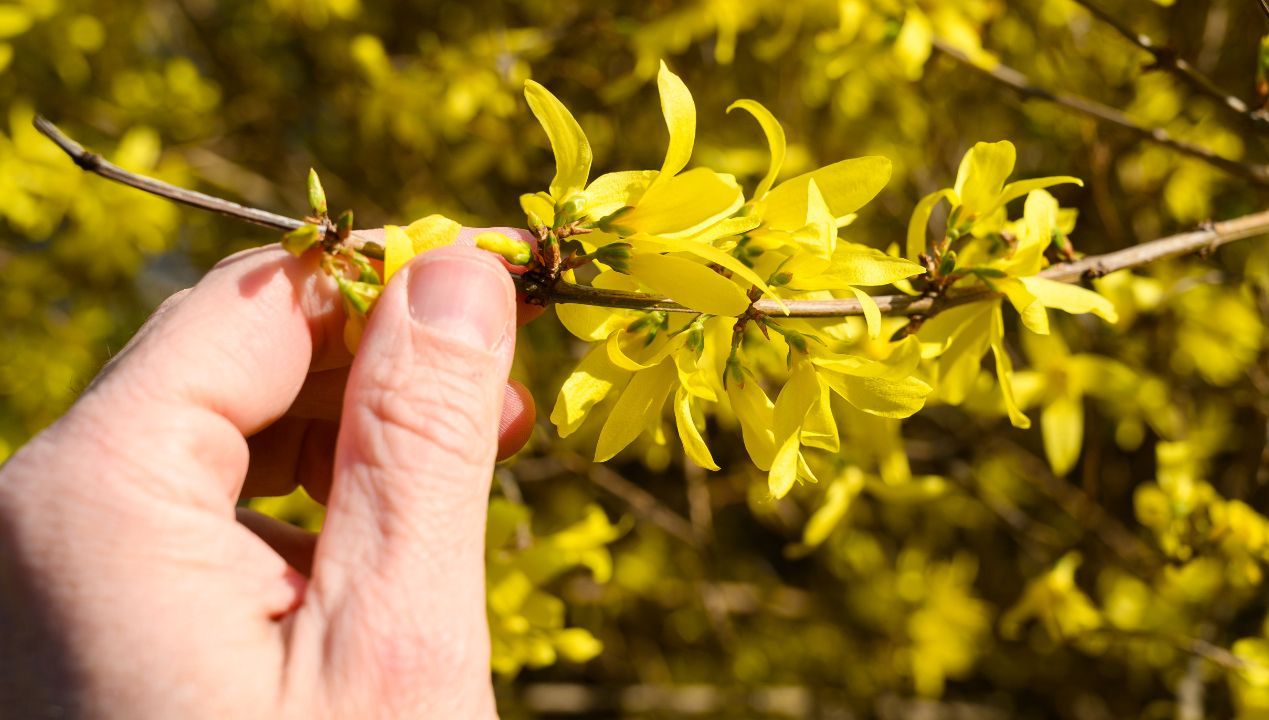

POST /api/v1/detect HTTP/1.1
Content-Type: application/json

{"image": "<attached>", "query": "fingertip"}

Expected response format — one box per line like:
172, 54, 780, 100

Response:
497, 380, 537, 461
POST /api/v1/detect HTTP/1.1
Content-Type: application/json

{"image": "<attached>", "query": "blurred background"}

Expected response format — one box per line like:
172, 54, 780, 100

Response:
3, 0, 1269, 717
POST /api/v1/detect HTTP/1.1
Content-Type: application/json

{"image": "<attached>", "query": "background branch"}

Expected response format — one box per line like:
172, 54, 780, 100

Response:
1069, 0, 1269, 132
931, 40, 1269, 186
35, 115, 1269, 322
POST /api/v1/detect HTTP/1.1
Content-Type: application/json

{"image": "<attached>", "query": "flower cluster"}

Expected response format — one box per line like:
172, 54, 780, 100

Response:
323, 62, 1121, 500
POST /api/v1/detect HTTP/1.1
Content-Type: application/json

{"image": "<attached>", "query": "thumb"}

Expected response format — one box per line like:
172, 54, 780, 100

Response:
294, 246, 512, 717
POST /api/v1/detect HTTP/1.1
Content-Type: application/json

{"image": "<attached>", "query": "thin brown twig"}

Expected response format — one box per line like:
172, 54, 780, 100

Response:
931, 39, 1269, 186
35, 115, 1269, 321
556, 454, 699, 547
1069, 0, 1269, 132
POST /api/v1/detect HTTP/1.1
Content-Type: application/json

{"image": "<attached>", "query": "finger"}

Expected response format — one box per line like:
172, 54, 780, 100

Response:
291, 246, 511, 716
358, 225, 545, 325
498, 380, 536, 460
243, 419, 339, 503
241, 380, 535, 501
236, 508, 318, 577
44, 247, 348, 509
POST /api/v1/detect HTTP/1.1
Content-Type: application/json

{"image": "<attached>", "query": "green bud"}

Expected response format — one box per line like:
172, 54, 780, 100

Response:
307, 169, 328, 217
595, 243, 632, 273
474, 231, 532, 266
337, 277, 381, 316
336, 209, 354, 240
281, 223, 320, 257
527, 211, 546, 232
769, 271, 793, 287
555, 193, 588, 224
938, 250, 958, 277
685, 325, 704, 352
1050, 228, 1067, 249
784, 331, 808, 354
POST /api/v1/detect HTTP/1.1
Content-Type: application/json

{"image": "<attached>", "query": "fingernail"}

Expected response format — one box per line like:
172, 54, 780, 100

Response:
408, 248, 513, 351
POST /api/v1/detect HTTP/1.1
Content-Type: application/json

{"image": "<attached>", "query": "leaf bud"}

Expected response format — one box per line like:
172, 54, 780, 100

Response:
307, 168, 328, 217
474, 231, 533, 266
769, 271, 793, 287
938, 250, 958, 277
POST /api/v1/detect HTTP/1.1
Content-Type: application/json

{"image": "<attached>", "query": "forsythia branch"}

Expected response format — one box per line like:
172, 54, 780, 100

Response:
931, 39, 1269, 186
1070, 0, 1269, 133
35, 115, 1269, 321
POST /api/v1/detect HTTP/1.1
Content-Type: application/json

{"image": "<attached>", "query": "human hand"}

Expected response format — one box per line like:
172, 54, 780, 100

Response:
0, 228, 539, 718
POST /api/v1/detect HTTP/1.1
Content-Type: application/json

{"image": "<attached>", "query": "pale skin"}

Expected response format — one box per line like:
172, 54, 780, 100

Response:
0, 228, 542, 719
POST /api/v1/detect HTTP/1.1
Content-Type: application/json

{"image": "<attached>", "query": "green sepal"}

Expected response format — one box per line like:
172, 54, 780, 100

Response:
282, 224, 321, 257
337, 276, 381, 316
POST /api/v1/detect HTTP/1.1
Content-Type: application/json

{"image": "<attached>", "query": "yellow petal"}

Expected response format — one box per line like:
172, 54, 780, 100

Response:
953, 140, 1016, 218
821, 372, 931, 418
800, 467, 865, 549
799, 374, 839, 452
989, 305, 1032, 429
850, 287, 882, 339
906, 189, 955, 259
769, 362, 820, 498
404, 214, 461, 254
673, 344, 717, 402
674, 387, 720, 471
727, 99, 786, 200
1008, 189, 1058, 275
594, 359, 677, 462
555, 270, 641, 341
794, 245, 925, 289
988, 176, 1083, 217
998, 278, 1050, 335
383, 224, 412, 283
1020, 276, 1119, 323
652, 61, 695, 188
583, 170, 659, 220
520, 192, 556, 228
1042, 392, 1084, 476
551, 343, 631, 437
727, 376, 776, 470
524, 79, 593, 201
630, 230, 781, 311
622, 168, 744, 237
625, 253, 752, 316
605, 330, 685, 371
764, 156, 892, 230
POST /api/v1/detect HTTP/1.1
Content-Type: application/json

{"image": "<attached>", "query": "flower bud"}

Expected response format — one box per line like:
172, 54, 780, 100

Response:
336, 209, 354, 240
594, 242, 632, 272
474, 231, 533, 266
307, 168, 328, 217
555, 193, 588, 224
